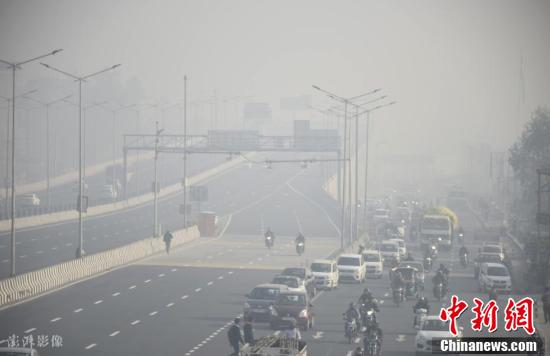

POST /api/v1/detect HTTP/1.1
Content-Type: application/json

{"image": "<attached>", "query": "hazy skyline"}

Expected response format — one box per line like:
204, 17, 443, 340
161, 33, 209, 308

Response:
1, 0, 549, 177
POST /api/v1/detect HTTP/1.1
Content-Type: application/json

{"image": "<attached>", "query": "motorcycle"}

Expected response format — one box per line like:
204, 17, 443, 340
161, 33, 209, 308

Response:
460, 252, 468, 268
433, 282, 446, 301
365, 332, 380, 356
360, 305, 376, 332
344, 315, 358, 344
414, 307, 427, 329
457, 232, 465, 245
423, 256, 432, 271
392, 287, 404, 307
296, 241, 305, 256
429, 244, 438, 260
265, 235, 273, 249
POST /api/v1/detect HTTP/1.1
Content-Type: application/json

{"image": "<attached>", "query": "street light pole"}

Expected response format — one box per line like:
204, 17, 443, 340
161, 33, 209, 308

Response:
41, 62, 121, 258
0, 49, 62, 276
183, 75, 188, 228
153, 122, 164, 237
22, 94, 71, 210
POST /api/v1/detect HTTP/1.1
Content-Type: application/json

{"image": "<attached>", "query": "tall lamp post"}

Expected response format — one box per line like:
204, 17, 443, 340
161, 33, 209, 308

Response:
0, 89, 38, 215
312, 85, 380, 247
22, 94, 72, 210
0, 49, 62, 276
359, 101, 396, 234
41, 62, 121, 258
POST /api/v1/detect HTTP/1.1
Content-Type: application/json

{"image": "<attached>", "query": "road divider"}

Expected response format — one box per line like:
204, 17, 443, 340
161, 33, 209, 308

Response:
0, 225, 200, 309
0, 154, 250, 233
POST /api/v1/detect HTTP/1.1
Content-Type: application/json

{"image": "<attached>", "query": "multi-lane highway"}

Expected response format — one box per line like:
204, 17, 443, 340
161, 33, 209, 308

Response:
0, 153, 535, 356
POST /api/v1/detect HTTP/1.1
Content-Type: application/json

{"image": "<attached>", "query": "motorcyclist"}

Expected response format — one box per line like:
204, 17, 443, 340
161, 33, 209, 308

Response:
264, 228, 275, 241
352, 346, 364, 356
432, 270, 448, 296
413, 297, 430, 314
362, 319, 383, 354
345, 302, 361, 328
459, 245, 468, 258
295, 232, 306, 253
437, 263, 450, 278
358, 288, 374, 305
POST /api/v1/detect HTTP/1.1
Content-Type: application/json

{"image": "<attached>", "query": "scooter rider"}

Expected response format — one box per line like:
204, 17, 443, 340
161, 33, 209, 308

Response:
264, 228, 275, 245
295, 232, 306, 251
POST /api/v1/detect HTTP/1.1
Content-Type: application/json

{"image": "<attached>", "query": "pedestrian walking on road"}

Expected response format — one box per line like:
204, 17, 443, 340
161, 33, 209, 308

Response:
227, 317, 244, 356
541, 286, 550, 323
243, 315, 255, 345
163, 230, 173, 254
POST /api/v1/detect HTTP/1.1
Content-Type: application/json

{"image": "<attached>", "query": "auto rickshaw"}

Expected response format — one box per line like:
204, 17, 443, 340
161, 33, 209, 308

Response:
390, 265, 419, 299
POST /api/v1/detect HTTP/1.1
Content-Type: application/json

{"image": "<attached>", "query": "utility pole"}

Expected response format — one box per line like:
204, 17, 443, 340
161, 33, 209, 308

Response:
153, 121, 164, 237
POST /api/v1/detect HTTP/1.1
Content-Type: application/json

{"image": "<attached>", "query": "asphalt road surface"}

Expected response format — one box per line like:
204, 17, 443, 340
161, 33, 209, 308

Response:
0, 156, 536, 356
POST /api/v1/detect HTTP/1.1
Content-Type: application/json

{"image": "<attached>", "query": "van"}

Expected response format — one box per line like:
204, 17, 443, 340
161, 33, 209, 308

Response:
378, 240, 401, 266
310, 259, 339, 289
362, 250, 383, 278
337, 253, 366, 283
478, 262, 512, 293
389, 238, 407, 258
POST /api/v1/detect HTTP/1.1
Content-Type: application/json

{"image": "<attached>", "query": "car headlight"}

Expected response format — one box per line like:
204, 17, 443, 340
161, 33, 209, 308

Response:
299, 309, 308, 318
244, 302, 250, 309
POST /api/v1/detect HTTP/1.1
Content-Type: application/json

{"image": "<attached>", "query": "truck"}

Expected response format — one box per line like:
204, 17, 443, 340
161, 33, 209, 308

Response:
420, 207, 458, 249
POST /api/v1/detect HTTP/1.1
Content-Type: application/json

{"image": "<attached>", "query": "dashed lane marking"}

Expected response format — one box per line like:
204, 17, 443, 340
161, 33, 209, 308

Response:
166, 302, 174, 308
195, 288, 202, 292
109, 331, 120, 337
50, 317, 61, 322
130, 320, 140, 326
207, 281, 213, 286
129, 285, 136, 290
149, 311, 158, 316
112, 292, 120, 297
74, 308, 83, 313
85, 343, 96, 350
94, 300, 103, 305
181, 295, 189, 300
144, 279, 151, 283
24, 328, 36, 334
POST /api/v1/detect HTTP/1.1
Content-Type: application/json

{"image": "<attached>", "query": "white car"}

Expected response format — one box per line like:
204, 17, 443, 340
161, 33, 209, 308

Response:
378, 240, 401, 266
389, 238, 407, 258
337, 253, 366, 283
415, 316, 462, 355
310, 259, 339, 289
17, 193, 40, 207
272, 275, 305, 293
478, 262, 512, 293
362, 250, 383, 278
480, 242, 506, 262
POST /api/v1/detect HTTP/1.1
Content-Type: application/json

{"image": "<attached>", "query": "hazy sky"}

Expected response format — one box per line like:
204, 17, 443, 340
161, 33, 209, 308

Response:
1, 0, 549, 174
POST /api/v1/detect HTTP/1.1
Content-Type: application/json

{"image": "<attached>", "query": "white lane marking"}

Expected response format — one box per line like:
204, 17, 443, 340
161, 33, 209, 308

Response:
207, 281, 213, 286
36, 250, 43, 254
257, 257, 263, 261
129, 285, 136, 290
112, 292, 120, 297
65, 243, 72, 247
94, 300, 103, 305
31, 238, 36, 242
218, 276, 224, 280
130, 320, 140, 325
74, 308, 83, 313
149, 311, 158, 316
171, 268, 177, 272
51, 247, 57, 250
158, 273, 165, 277
85, 343, 96, 350
195, 288, 202, 292
181, 295, 189, 300
228, 271, 234, 275
207, 255, 213, 259
1, 259, 8, 263
166, 302, 174, 307
50, 317, 61, 322
110, 331, 120, 337
24, 328, 36, 334
144, 279, 151, 283
19, 255, 28, 259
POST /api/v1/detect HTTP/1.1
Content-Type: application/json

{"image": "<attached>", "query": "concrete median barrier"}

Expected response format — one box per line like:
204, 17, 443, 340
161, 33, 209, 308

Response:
0, 225, 199, 309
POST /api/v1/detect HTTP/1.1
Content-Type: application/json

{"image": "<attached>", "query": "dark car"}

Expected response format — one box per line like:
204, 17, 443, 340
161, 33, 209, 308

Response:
244, 283, 289, 322
281, 267, 316, 297
269, 290, 314, 331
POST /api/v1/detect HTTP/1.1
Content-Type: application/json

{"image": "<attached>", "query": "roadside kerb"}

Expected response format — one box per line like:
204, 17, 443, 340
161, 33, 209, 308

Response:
0, 225, 200, 309
0, 154, 250, 233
